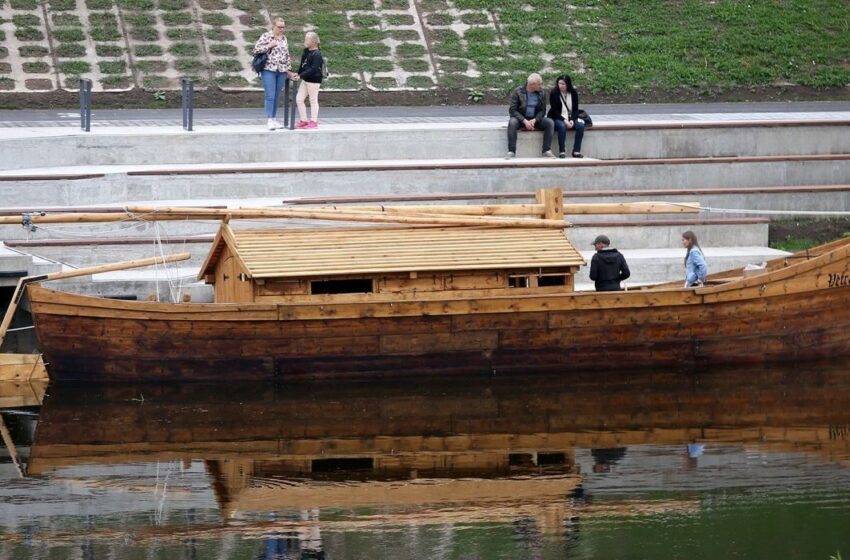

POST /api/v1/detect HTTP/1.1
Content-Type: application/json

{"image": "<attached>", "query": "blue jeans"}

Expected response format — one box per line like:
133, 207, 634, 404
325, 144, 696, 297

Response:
554, 118, 585, 154
261, 70, 288, 118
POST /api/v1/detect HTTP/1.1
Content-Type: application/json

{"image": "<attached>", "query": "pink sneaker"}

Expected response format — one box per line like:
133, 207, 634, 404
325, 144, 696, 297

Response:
295, 120, 310, 129
307, 121, 318, 129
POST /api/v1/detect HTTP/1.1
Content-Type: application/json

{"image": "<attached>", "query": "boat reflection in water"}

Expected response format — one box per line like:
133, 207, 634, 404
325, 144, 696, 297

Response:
2, 363, 850, 559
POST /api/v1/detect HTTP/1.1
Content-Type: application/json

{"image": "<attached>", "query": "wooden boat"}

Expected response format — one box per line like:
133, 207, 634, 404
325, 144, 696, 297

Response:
6, 189, 850, 381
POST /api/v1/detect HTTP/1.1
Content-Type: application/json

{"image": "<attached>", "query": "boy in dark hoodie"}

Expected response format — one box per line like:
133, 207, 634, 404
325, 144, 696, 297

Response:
589, 235, 630, 291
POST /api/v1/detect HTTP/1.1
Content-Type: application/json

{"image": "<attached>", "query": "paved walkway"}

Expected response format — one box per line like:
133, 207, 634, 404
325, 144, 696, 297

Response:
0, 101, 849, 130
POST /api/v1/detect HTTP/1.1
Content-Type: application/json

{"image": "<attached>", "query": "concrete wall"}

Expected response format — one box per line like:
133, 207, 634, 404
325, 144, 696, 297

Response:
1, 122, 848, 170
2, 158, 848, 210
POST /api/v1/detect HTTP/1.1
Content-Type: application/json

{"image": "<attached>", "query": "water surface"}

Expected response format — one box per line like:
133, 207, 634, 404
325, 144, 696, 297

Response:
1, 364, 849, 559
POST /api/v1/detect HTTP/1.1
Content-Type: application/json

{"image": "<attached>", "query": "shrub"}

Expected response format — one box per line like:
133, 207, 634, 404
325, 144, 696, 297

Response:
52, 13, 81, 26
396, 43, 426, 58
390, 30, 419, 41
159, 0, 188, 10
50, 0, 79, 9
100, 74, 130, 86
166, 27, 196, 40
142, 75, 166, 88
369, 76, 398, 89
58, 60, 91, 75
174, 58, 202, 72
134, 44, 163, 57
23, 61, 50, 73
86, 0, 114, 8
162, 11, 192, 25
382, 0, 408, 8
400, 58, 430, 72
118, 0, 155, 10
205, 28, 234, 41
0, 77, 15, 90
406, 75, 435, 88
361, 58, 394, 73
125, 13, 155, 27
89, 12, 117, 26
90, 26, 122, 41
386, 14, 414, 26
95, 43, 123, 56
136, 60, 167, 72
169, 42, 199, 56
130, 27, 159, 41
350, 14, 380, 28
19, 45, 49, 57
209, 43, 237, 56
99, 61, 126, 73
56, 43, 87, 57
0, 63, 12, 73
10, 0, 38, 9
212, 58, 241, 72
198, 0, 225, 8
350, 28, 383, 42
53, 28, 86, 42
0, 47, 7, 59
15, 28, 45, 41
13, 14, 41, 27
460, 11, 490, 25
202, 12, 231, 26
425, 12, 454, 26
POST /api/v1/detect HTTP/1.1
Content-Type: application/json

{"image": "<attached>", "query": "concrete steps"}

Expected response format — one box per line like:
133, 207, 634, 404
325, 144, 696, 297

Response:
0, 246, 62, 287
2, 155, 848, 213
0, 120, 848, 170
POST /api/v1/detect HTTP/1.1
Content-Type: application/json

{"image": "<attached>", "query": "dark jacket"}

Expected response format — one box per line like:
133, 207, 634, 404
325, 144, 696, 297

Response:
509, 86, 547, 122
547, 87, 579, 122
589, 248, 630, 291
298, 48, 324, 84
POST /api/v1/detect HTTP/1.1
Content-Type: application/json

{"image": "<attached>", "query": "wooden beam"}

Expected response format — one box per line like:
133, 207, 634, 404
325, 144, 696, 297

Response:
536, 188, 565, 221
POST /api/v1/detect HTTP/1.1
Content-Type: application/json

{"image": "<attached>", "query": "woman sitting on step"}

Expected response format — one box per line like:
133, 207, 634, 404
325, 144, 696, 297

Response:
547, 74, 586, 159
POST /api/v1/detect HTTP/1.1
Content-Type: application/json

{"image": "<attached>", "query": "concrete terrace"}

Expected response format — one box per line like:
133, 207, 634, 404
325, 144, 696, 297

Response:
1, 102, 849, 298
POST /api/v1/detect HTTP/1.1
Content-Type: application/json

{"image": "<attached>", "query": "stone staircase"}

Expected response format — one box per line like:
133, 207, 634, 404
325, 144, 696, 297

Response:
1, 116, 849, 298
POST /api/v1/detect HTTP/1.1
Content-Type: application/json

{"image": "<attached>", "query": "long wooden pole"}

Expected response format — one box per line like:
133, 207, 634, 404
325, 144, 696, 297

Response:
0, 252, 191, 350
0, 202, 699, 226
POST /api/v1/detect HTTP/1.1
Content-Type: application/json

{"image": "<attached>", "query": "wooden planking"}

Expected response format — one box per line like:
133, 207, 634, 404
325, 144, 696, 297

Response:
0, 354, 48, 381
201, 226, 584, 280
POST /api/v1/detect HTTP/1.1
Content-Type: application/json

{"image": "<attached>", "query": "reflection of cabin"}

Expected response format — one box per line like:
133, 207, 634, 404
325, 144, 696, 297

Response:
198, 225, 585, 303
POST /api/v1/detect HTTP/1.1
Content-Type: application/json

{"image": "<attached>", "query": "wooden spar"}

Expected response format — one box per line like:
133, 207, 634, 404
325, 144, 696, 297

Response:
0, 413, 23, 478
0, 252, 191, 351
0, 201, 700, 226
0, 207, 567, 228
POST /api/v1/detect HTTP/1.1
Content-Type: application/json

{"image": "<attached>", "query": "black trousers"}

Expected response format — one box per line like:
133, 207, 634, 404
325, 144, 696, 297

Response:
507, 116, 554, 153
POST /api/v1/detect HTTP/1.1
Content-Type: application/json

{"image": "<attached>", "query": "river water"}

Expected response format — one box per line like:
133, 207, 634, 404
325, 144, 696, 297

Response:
1, 362, 849, 559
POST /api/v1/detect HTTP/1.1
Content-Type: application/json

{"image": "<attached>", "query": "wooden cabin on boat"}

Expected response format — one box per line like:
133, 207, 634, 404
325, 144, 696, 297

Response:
197, 224, 586, 304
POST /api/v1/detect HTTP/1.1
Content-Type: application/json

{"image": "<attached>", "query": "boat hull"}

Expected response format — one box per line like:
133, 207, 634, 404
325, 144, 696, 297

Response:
27, 240, 850, 382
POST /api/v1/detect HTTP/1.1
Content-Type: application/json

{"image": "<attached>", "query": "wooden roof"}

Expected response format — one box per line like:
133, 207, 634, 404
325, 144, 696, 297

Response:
199, 225, 584, 279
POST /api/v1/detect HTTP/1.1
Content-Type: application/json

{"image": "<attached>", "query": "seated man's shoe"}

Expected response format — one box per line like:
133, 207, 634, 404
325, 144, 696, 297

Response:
505, 151, 516, 159
542, 150, 556, 158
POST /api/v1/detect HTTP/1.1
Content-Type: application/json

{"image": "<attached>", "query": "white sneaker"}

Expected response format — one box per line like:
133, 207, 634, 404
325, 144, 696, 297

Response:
267, 118, 277, 130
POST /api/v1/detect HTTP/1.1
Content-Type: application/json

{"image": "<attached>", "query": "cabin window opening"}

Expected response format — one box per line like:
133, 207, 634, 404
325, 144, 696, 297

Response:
508, 275, 530, 289
508, 453, 535, 466
311, 279, 374, 295
538, 274, 567, 287
537, 452, 567, 465
311, 457, 374, 472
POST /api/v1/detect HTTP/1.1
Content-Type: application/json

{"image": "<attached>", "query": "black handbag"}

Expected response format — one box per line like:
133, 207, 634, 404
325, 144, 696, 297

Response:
577, 109, 593, 128
251, 51, 268, 75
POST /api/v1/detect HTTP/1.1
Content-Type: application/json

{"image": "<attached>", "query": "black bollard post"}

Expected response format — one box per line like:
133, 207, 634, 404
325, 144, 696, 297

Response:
288, 81, 297, 130
181, 78, 194, 131
79, 78, 92, 132
282, 79, 290, 128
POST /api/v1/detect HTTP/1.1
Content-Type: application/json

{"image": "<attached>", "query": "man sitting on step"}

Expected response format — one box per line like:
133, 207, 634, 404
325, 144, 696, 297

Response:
506, 73, 556, 160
